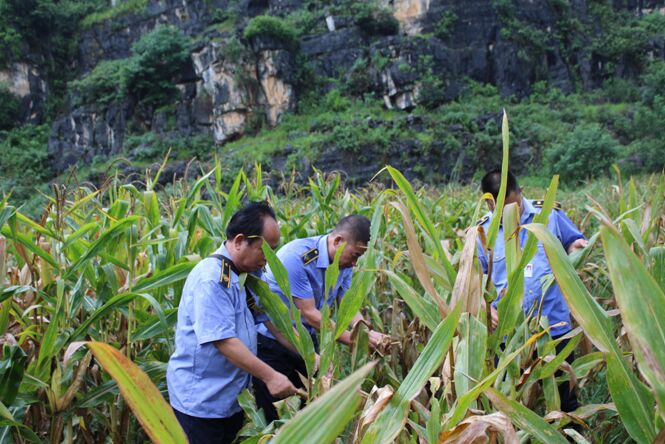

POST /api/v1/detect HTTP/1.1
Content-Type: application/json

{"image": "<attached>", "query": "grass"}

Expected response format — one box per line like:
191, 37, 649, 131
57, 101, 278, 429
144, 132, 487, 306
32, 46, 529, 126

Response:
81, 0, 149, 28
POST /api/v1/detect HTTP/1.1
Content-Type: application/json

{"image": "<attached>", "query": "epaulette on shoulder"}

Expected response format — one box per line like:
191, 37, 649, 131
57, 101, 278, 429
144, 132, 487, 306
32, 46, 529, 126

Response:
476, 215, 489, 226
220, 258, 232, 288
302, 247, 319, 265
532, 200, 562, 211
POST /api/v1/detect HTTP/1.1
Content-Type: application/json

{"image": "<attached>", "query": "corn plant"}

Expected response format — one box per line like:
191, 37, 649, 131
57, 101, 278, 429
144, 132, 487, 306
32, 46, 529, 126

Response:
0, 115, 663, 443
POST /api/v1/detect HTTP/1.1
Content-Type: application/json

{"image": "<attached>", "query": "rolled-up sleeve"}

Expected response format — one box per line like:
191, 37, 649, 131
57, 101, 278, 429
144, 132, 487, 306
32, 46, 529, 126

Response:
555, 210, 585, 250
476, 240, 488, 274
193, 279, 237, 345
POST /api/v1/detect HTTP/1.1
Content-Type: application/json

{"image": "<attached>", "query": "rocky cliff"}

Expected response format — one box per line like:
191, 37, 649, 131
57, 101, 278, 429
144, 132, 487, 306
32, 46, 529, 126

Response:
3, 0, 664, 184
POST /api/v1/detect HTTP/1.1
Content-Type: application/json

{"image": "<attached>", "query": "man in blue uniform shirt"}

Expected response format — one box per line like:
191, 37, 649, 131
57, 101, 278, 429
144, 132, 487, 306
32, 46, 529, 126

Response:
476, 170, 587, 412
254, 215, 389, 421
167, 202, 298, 444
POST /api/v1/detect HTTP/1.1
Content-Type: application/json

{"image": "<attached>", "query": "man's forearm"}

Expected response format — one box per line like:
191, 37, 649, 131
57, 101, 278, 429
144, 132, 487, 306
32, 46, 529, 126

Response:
215, 338, 277, 382
264, 321, 300, 354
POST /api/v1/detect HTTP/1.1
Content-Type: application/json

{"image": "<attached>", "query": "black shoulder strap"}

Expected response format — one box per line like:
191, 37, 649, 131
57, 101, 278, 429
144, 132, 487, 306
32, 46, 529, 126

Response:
208, 254, 262, 315
302, 247, 319, 265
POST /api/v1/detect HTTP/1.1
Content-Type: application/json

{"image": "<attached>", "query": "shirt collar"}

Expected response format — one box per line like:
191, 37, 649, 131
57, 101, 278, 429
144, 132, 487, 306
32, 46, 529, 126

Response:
520, 197, 538, 224
316, 235, 330, 269
217, 242, 240, 284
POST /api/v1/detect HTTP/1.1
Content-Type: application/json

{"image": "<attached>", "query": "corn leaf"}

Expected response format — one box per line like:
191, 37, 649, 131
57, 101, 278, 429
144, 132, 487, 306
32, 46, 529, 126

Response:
86, 342, 187, 444
600, 223, 665, 419
385, 166, 456, 286
361, 304, 461, 443
524, 223, 656, 443
132, 261, 197, 293
485, 110, 510, 249
486, 387, 568, 443
391, 201, 449, 316
273, 362, 376, 444
384, 270, 440, 331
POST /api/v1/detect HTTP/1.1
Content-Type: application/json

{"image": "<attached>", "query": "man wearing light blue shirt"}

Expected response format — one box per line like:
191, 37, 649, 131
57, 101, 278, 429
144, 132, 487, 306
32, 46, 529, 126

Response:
254, 215, 389, 421
167, 202, 297, 444
476, 170, 587, 412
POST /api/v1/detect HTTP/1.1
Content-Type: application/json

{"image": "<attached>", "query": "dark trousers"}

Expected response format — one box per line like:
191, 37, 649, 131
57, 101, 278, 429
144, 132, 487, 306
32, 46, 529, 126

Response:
173, 408, 244, 444
253, 334, 312, 423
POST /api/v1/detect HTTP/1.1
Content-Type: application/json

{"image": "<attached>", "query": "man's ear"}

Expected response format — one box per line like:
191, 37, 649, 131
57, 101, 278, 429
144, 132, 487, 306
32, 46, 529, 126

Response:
332, 233, 344, 246
230, 234, 244, 250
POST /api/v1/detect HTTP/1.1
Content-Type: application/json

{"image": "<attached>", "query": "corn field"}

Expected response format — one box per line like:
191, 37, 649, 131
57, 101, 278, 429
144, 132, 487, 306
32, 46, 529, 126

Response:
1, 114, 665, 443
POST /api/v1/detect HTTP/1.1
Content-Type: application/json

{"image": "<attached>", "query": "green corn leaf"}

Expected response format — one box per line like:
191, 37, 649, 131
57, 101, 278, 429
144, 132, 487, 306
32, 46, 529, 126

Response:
486, 109, 510, 249
361, 304, 461, 443
71, 292, 167, 341
455, 313, 487, 400
86, 342, 187, 444
1, 226, 57, 268
384, 270, 440, 331
391, 200, 449, 315
385, 166, 456, 287
524, 223, 656, 443
0, 205, 15, 231
132, 261, 197, 293
273, 362, 375, 444
486, 388, 568, 444
66, 216, 141, 278
650, 246, 665, 293
0, 345, 27, 406
446, 326, 553, 429
324, 241, 344, 302
37, 279, 65, 368
246, 275, 299, 350
335, 268, 375, 339
601, 223, 665, 419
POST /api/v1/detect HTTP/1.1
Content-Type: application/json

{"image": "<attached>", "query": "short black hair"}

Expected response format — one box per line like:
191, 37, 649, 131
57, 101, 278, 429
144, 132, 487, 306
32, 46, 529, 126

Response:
481, 169, 520, 200
333, 215, 371, 244
226, 201, 276, 240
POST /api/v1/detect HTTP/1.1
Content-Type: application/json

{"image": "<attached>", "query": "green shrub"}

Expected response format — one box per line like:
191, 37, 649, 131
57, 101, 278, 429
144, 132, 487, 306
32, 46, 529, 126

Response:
545, 123, 620, 184
640, 61, 665, 106
0, 124, 50, 207
323, 89, 351, 112
0, 84, 20, 130
124, 131, 214, 161
355, 5, 399, 36
70, 59, 127, 106
243, 15, 298, 49
81, 0, 148, 28
123, 25, 191, 107
434, 10, 457, 40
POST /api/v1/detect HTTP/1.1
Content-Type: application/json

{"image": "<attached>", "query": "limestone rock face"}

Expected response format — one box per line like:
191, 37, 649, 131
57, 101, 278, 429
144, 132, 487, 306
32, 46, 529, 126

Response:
0, 62, 47, 123
385, 0, 431, 35
40, 0, 665, 180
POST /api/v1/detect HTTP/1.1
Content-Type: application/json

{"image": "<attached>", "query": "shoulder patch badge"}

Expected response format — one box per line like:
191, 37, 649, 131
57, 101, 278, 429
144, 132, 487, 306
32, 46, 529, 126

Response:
220, 258, 232, 288
302, 247, 319, 265
476, 215, 489, 226
532, 200, 562, 210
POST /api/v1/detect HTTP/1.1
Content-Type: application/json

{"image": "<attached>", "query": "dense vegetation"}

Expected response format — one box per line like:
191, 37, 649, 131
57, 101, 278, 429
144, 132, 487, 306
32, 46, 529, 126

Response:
1, 0, 664, 211
1, 136, 664, 442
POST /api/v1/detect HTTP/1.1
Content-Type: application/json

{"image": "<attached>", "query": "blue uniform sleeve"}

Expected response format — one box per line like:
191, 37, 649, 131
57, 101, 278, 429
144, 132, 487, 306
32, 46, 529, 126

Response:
337, 271, 353, 301
554, 210, 585, 250
281, 252, 313, 299
476, 238, 488, 274
192, 279, 237, 345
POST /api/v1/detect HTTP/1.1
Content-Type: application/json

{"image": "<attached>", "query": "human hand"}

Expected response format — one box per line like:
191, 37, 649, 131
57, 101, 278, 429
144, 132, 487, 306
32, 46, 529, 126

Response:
265, 371, 298, 399
490, 306, 499, 330
567, 238, 588, 253
314, 353, 320, 373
